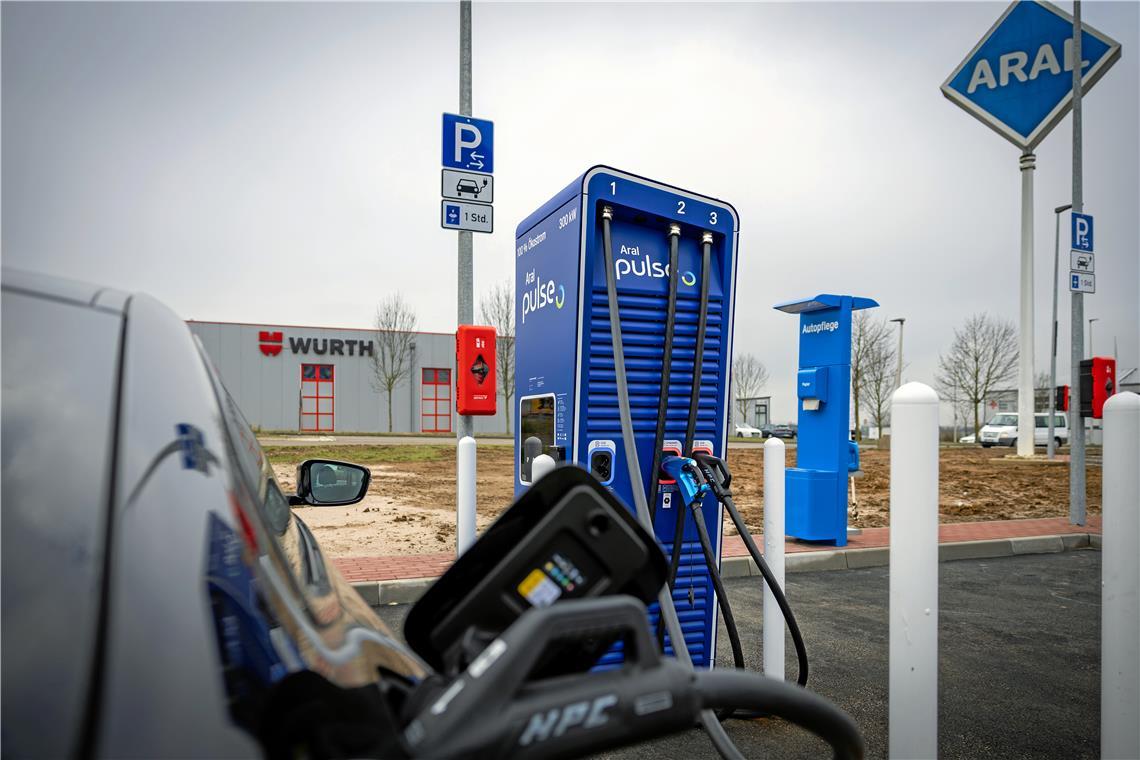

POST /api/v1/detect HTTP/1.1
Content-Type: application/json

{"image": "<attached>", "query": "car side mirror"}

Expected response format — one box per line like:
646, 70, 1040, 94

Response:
290, 459, 371, 506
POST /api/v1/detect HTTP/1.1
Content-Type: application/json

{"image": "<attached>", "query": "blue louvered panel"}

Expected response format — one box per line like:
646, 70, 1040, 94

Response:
586, 289, 724, 441
584, 279, 724, 672
593, 539, 716, 670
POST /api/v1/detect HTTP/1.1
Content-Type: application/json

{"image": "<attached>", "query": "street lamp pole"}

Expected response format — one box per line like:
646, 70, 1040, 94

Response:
890, 318, 906, 389
1048, 203, 1072, 459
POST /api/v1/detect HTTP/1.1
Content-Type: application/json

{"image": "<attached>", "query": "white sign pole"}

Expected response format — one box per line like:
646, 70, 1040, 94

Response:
763, 437, 786, 681
454, 2, 477, 549
1016, 151, 1036, 458
1101, 392, 1140, 759
889, 382, 940, 760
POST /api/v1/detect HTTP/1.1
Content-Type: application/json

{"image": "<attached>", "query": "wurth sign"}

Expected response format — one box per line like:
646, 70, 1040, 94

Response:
257, 330, 374, 358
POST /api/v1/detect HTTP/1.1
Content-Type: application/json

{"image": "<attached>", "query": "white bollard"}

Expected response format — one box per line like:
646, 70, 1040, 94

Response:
531, 453, 556, 484
889, 382, 940, 760
763, 436, 787, 681
456, 436, 477, 557
1101, 391, 1140, 760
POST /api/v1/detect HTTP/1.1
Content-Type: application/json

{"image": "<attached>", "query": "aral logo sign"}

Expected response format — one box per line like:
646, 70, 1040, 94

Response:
521, 269, 564, 324
942, 1, 1121, 150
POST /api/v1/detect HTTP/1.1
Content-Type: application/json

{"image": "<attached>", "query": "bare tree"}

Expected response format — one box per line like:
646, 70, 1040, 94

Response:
731, 353, 769, 425
858, 326, 898, 439
935, 313, 1019, 438
480, 279, 515, 433
370, 294, 418, 432
942, 385, 976, 442
851, 312, 892, 441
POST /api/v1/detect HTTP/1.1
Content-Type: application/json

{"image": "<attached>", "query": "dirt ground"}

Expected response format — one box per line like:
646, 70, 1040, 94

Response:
266, 444, 1101, 558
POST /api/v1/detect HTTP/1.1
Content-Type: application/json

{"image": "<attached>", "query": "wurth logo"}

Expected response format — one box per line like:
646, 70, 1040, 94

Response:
256, 329, 375, 358
259, 331, 283, 356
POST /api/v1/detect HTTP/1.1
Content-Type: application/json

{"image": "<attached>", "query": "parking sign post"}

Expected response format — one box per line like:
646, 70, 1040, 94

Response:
1069, 1, 1086, 525
456, 1, 474, 444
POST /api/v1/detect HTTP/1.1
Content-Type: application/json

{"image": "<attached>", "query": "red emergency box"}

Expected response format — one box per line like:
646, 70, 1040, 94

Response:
456, 325, 496, 416
1079, 356, 1116, 419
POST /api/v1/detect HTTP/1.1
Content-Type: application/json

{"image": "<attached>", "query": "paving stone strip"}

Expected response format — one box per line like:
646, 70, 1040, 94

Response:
338, 515, 1101, 606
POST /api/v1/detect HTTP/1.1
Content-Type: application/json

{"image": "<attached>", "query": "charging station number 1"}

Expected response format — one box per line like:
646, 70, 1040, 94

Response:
608, 182, 718, 225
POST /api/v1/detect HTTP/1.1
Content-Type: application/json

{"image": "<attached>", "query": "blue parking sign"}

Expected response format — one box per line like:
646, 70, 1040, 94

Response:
442, 113, 493, 173
1071, 212, 1094, 251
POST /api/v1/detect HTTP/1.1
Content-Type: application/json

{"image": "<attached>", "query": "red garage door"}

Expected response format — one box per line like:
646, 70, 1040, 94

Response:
421, 368, 452, 433
300, 363, 334, 432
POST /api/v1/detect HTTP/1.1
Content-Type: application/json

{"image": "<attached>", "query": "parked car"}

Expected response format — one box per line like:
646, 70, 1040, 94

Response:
978, 412, 1068, 448
1, 270, 428, 758
959, 433, 976, 444
769, 424, 797, 439
734, 423, 763, 438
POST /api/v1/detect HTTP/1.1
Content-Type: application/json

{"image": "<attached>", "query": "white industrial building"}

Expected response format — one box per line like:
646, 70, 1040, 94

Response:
189, 321, 509, 435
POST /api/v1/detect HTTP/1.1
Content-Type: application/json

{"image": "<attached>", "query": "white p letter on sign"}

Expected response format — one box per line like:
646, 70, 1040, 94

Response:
455, 123, 482, 163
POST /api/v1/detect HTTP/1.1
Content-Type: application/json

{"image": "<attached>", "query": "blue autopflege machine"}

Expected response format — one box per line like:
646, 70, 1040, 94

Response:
775, 294, 878, 547
513, 166, 739, 668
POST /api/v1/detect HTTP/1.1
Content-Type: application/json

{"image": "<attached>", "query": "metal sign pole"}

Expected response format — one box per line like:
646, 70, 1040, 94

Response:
1016, 151, 1035, 458
457, 0, 474, 442
1069, 0, 1086, 525
1048, 204, 1071, 459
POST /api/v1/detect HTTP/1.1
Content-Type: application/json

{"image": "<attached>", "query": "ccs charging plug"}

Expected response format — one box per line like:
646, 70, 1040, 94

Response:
404, 466, 666, 676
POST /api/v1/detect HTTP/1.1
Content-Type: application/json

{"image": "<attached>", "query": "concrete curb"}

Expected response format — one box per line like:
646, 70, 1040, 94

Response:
356, 533, 1099, 606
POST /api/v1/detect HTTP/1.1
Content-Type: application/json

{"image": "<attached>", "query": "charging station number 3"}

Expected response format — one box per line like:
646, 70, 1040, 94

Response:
608, 182, 718, 225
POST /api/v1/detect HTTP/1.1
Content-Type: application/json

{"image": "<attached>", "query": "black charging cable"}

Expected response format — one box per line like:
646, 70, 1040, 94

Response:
598, 205, 746, 760
650, 230, 754, 697
695, 451, 810, 689
695, 669, 864, 760
664, 231, 712, 616
647, 222, 682, 524
658, 229, 810, 711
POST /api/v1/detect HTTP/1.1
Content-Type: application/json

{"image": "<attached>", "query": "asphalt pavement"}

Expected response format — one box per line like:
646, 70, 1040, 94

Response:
372, 550, 1101, 759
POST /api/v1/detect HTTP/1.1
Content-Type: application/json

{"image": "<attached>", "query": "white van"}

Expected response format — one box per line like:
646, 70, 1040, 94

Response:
979, 412, 1068, 448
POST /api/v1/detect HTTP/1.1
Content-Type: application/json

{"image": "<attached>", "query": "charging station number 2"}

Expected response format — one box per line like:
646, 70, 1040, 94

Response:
607, 181, 718, 226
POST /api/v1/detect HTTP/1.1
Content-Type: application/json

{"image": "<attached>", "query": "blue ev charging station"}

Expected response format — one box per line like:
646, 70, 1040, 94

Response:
775, 294, 878, 547
514, 166, 739, 668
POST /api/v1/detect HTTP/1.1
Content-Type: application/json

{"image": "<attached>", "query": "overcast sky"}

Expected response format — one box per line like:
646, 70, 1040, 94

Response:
3, 1, 1137, 423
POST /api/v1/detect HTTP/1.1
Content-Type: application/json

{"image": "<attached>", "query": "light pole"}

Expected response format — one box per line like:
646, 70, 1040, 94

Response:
1088, 317, 1099, 358
1048, 203, 1072, 459
890, 318, 906, 389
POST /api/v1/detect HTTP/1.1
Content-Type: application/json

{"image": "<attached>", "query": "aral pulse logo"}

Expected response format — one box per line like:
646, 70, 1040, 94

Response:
614, 244, 696, 286
521, 268, 564, 324
802, 320, 840, 335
